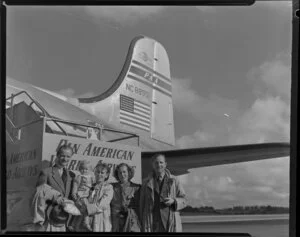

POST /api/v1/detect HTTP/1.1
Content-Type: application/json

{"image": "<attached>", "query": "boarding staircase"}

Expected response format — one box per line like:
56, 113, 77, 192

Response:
6, 91, 142, 231
5, 91, 140, 146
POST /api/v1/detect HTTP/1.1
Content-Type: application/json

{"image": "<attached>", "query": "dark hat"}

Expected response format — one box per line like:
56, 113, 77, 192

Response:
46, 203, 70, 227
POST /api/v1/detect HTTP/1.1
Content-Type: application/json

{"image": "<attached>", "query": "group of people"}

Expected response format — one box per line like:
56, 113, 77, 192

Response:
31, 144, 187, 232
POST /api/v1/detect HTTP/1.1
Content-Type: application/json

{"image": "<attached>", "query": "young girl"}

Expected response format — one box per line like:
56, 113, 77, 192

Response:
71, 160, 95, 231
110, 163, 141, 232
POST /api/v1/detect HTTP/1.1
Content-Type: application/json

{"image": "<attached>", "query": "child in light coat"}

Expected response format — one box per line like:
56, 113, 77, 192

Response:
71, 160, 95, 231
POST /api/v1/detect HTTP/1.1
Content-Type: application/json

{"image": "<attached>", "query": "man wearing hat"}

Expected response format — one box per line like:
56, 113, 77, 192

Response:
32, 145, 78, 231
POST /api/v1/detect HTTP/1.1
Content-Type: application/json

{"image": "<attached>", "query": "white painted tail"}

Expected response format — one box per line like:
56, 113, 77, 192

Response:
77, 36, 175, 146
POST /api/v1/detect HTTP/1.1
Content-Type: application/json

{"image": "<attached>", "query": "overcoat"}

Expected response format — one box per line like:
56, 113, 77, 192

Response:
110, 182, 141, 232
139, 169, 187, 232
31, 184, 70, 231
84, 182, 113, 232
36, 165, 75, 199
33, 165, 75, 231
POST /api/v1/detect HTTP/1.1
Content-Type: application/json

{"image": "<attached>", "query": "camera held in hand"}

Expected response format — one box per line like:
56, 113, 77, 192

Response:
119, 205, 128, 218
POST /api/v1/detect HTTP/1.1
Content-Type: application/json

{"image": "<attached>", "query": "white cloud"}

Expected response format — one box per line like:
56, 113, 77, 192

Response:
188, 188, 202, 200
195, 1, 293, 19
257, 1, 293, 13
175, 52, 291, 148
173, 77, 240, 148
192, 175, 202, 184
57, 88, 76, 97
247, 53, 291, 100
177, 174, 189, 185
209, 176, 236, 193
78, 91, 97, 98
195, 6, 217, 13
253, 186, 273, 194
222, 194, 237, 201
173, 78, 239, 120
231, 95, 290, 145
57, 88, 96, 98
230, 53, 291, 145
175, 53, 291, 208
84, 6, 165, 26
185, 157, 289, 208
176, 131, 217, 148
273, 192, 289, 199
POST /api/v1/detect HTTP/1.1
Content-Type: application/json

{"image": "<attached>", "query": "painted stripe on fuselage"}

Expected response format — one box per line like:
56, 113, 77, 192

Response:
133, 98, 150, 107
120, 110, 150, 125
132, 59, 171, 83
120, 116, 150, 131
127, 74, 172, 97
129, 65, 172, 92
134, 104, 150, 114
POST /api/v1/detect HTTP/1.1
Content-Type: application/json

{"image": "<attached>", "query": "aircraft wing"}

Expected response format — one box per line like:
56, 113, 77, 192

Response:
141, 143, 290, 177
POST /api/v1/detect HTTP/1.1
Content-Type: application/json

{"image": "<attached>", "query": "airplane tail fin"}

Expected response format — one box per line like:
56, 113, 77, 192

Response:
78, 36, 175, 146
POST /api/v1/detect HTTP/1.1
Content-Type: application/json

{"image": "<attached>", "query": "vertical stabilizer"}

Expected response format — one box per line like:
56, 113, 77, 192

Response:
78, 36, 175, 146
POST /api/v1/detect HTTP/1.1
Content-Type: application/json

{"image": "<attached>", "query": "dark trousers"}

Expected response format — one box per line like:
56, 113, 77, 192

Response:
153, 191, 167, 232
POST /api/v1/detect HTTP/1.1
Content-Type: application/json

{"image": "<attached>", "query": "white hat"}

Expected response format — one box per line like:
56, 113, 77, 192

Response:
63, 201, 81, 216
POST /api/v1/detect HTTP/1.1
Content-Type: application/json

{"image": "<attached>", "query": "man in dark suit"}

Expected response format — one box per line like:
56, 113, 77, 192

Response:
32, 145, 76, 231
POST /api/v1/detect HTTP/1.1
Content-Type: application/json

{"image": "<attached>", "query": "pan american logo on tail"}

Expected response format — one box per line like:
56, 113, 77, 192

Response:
127, 60, 172, 98
138, 51, 149, 62
119, 94, 151, 132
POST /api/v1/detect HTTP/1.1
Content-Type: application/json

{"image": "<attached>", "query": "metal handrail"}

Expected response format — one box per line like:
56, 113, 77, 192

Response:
6, 91, 140, 145
45, 117, 100, 131
5, 114, 20, 143
10, 117, 43, 130
6, 90, 69, 136
6, 90, 47, 117
107, 134, 139, 143
6, 107, 44, 135
46, 118, 139, 144
5, 113, 17, 129
46, 117, 139, 140
103, 127, 140, 137
47, 120, 69, 136
6, 130, 14, 143
45, 117, 101, 138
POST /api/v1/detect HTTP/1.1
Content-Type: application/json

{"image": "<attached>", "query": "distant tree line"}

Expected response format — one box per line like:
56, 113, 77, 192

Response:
181, 205, 289, 215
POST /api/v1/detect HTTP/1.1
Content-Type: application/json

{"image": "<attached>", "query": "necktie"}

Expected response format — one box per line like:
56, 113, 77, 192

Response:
157, 177, 161, 187
62, 168, 67, 185
157, 176, 164, 195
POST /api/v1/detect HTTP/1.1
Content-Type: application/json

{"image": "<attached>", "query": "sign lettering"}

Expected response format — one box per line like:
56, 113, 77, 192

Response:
144, 72, 153, 81
7, 164, 39, 180
7, 149, 37, 165
56, 139, 81, 154
125, 83, 150, 99
43, 135, 142, 184
66, 158, 137, 177
126, 83, 134, 92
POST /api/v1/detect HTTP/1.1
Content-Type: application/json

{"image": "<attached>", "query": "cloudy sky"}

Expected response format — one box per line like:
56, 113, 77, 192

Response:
6, 2, 292, 208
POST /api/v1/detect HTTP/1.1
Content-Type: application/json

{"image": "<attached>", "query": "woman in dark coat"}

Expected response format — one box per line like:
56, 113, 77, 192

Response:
110, 163, 141, 232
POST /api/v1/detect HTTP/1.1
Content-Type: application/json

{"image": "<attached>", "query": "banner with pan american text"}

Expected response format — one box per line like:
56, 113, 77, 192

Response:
42, 133, 142, 184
